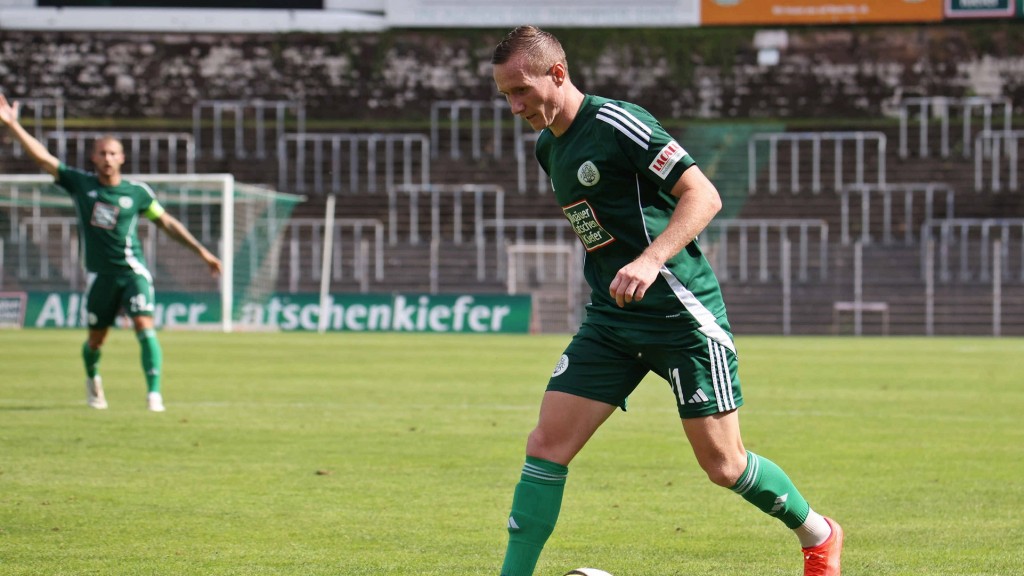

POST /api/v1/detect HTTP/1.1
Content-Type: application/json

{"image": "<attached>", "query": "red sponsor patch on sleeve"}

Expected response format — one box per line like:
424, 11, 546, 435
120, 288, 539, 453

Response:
648, 140, 686, 179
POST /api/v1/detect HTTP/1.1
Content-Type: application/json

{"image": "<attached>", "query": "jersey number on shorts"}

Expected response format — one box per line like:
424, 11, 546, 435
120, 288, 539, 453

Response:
129, 293, 153, 314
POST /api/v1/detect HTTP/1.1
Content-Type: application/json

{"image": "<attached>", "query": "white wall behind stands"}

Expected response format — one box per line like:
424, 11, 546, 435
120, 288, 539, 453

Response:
0, 0, 387, 32
385, 0, 699, 27
0, 0, 700, 31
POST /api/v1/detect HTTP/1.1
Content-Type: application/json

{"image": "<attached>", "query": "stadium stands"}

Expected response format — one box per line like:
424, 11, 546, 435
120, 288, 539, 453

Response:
1, 70, 1021, 334
179, 112, 1024, 335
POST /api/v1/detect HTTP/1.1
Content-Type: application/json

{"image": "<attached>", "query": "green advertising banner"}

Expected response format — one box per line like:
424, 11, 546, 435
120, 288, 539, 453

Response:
18, 291, 221, 329
11, 291, 532, 334
944, 0, 1017, 18
237, 293, 531, 333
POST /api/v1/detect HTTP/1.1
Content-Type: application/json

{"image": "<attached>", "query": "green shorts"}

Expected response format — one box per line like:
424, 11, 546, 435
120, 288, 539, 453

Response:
547, 320, 743, 419
84, 271, 156, 329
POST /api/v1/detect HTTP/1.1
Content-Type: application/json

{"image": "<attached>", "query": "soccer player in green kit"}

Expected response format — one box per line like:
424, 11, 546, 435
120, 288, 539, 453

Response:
0, 93, 221, 412
491, 27, 843, 576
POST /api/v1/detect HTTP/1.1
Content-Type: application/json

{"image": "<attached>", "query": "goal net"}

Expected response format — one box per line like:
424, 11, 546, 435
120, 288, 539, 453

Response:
0, 173, 303, 331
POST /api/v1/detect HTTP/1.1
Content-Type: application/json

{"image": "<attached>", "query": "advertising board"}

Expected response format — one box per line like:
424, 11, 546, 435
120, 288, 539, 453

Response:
701, 0, 944, 24
14, 291, 532, 334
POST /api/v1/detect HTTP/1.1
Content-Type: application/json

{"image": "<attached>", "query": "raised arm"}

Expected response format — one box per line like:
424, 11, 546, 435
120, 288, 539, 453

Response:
153, 211, 223, 277
0, 93, 60, 177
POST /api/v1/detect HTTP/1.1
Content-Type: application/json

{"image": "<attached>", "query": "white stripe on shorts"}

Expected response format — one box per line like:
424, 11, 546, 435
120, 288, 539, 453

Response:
708, 339, 737, 412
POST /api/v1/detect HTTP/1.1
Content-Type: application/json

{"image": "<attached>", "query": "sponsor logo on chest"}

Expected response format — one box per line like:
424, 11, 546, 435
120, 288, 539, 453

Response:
90, 202, 120, 230
562, 199, 615, 252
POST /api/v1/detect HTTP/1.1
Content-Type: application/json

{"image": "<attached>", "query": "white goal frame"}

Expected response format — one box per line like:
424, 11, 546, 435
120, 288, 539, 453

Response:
0, 173, 305, 333
506, 242, 584, 333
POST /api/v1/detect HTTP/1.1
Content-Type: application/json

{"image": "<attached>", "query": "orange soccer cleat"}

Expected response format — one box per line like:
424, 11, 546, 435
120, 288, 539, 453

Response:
802, 517, 843, 576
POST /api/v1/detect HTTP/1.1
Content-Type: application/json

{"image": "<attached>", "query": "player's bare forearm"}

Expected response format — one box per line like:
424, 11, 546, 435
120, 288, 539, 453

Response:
0, 94, 59, 177
155, 213, 223, 276
609, 167, 721, 307
609, 207, 709, 307
644, 186, 720, 265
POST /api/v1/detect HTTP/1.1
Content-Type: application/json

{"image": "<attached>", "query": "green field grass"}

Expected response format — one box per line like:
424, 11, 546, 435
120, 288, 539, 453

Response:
1, 330, 1022, 576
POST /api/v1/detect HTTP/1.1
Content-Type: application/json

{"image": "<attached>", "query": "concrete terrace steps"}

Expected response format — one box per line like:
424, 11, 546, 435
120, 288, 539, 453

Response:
4, 120, 1024, 334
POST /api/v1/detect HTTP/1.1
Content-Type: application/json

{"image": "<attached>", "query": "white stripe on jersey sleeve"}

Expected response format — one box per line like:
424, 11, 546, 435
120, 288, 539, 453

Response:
128, 180, 158, 200
596, 104, 653, 150
604, 103, 653, 137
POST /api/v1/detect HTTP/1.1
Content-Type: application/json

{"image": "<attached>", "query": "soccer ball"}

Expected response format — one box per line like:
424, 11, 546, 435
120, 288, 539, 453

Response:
564, 569, 614, 576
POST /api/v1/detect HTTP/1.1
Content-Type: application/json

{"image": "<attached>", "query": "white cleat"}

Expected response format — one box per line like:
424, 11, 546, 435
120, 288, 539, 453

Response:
86, 376, 108, 409
147, 392, 166, 413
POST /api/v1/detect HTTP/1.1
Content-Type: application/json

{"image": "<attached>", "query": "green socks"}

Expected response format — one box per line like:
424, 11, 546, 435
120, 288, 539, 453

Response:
137, 328, 163, 394
82, 341, 101, 378
83, 330, 163, 394
499, 451, 814, 576
730, 451, 810, 529
500, 456, 568, 576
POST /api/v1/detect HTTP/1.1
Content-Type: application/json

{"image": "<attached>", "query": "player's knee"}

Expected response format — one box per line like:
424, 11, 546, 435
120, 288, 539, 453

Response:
703, 467, 740, 488
524, 427, 570, 464
87, 332, 108, 350
524, 427, 550, 458
697, 452, 747, 487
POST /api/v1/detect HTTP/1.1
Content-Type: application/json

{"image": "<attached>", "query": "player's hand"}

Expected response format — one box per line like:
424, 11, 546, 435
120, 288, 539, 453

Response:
202, 250, 223, 278
0, 93, 20, 127
609, 254, 662, 308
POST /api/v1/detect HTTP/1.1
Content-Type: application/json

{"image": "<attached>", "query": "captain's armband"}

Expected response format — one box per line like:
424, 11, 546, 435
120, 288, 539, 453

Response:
144, 199, 166, 221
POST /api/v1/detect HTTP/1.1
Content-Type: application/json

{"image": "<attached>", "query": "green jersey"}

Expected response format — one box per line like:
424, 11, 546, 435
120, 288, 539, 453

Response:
57, 164, 165, 275
536, 94, 728, 333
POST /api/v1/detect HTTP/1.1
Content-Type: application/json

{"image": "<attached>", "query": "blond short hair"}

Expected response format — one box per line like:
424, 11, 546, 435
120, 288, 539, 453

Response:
492, 25, 568, 75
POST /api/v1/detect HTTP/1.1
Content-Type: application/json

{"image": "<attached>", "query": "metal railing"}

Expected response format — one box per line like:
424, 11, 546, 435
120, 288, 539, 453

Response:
193, 99, 305, 160
506, 242, 585, 333
515, 131, 546, 194
16, 216, 80, 286
7, 97, 64, 159
705, 218, 829, 282
387, 183, 505, 250
285, 217, 384, 293
46, 130, 196, 174
839, 182, 956, 245
973, 129, 1023, 192
747, 131, 886, 194
278, 132, 430, 195
920, 218, 1024, 282
429, 99, 513, 160
479, 218, 574, 282
898, 96, 1012, 158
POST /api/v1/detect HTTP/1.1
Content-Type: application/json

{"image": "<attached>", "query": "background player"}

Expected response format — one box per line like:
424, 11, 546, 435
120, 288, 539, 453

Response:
490, 26, 843, 576
0, 92, 222, 412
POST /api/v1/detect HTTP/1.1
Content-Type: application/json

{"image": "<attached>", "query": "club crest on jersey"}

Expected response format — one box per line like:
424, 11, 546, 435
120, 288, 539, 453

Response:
118, 196, 134, 209
577, 160, 600, 187
649, 140, 686, 180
